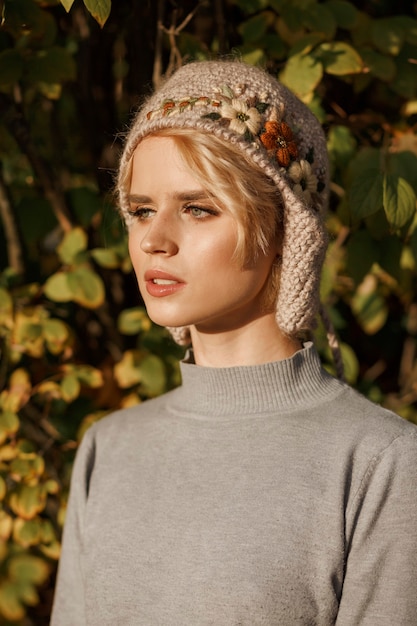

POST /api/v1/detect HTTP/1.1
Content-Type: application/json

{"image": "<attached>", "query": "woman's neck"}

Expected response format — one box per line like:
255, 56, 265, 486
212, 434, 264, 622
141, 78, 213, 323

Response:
189, 313, 301, 367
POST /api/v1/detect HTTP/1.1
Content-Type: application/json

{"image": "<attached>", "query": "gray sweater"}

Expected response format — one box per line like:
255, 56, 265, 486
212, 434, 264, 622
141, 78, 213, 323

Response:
51, 343, 417, 625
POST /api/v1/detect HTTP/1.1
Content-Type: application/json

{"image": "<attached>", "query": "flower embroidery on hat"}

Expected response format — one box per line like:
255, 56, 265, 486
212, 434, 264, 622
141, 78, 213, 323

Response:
144, 83, 325, 204
259, 120, 298, 167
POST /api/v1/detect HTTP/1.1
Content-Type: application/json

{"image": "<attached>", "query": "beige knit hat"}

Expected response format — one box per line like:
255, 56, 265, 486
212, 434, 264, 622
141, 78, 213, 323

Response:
118, 60, 329, 345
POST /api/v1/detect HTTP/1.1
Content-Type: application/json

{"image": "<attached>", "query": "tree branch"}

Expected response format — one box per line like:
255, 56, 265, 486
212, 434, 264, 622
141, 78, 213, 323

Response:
0, 93, 74, 233
0, 165, 25, 275
153, 0, 165, 90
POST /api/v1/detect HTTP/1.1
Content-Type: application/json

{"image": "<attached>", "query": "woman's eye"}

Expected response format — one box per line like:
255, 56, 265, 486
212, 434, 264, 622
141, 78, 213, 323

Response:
128, 207, 154, 220
186, 205, 217, 218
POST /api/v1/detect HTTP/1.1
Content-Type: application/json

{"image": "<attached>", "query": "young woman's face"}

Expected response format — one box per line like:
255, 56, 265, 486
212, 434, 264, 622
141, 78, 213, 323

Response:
128, 136, 279, 336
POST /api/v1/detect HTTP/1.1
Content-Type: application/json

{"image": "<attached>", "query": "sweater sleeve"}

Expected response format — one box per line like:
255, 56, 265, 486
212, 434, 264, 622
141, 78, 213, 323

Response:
50, 426, 97, 626
336, 431, 417, 626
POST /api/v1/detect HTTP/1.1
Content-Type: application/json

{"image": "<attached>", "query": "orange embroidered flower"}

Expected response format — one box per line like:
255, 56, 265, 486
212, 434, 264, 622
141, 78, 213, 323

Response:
162, 100, 176, 115
260, 121, 298, 167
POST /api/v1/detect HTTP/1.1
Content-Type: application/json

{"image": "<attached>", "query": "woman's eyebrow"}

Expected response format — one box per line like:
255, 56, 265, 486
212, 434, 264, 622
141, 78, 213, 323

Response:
128, 191, 212, 203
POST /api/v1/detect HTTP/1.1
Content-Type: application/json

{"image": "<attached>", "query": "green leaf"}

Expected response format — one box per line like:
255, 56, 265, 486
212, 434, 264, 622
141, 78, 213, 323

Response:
371, 18, 404, 55
378, 236, 403, 282
59, 0, 75, 11
83, 0, 111, 27
238, 12, 272, 43
327, 125, 357, 169
9, 485, 46, 520
349, 169, 384, 221
325, 0, 358, 30
280, 52, 323, 98
42, 318, 70, 355
114, 350, 142, 388
0, 475, 6, 501
67, 268, 105, 308
262, 33, 287, 60
0, 287, 13, 328
303, 4, 336, 39
57, 227, 88, 265
340, 342, 359, 385
10, 455, 45, 481
26, 47, 76, 85
318, 41, 363, 75
240, 48, 266, 67
351, 275, 388, 335
66, 187, 102, 226
0, 411, 20, 446
91, 248, 120, 269
360, 49, 396, 82
289, 33, 326, 56
8, 554, 50, 585
118, 308, 151, 335
13, 517, 43, 546
60, 373, 80, 402
388, 152, 417, 191
0, 49, 23, 86
394, 16, 417, 46
346, 230, 380, 286
64, 364, 103, 388
411, 228, 417, 264
390, 48, 417, 99
383, 174, 416, 229
0, 581, 25, 621
2, 0, 45, 39
139, 354, 167, 398
44, 272, 73, 303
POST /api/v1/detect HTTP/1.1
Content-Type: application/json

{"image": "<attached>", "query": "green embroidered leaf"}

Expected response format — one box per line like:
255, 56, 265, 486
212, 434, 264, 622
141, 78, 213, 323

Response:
305, 146, 315, 164
220, 85, 235, 98
255, 102, 269, 113
202, 113, 222, 121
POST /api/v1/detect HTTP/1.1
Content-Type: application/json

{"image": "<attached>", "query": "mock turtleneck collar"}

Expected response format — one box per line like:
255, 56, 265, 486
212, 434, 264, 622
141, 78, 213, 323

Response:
168, 342, 344, 419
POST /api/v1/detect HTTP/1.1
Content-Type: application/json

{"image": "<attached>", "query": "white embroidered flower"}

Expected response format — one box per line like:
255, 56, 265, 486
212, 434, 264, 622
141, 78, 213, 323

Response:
221, 99, 262, 135
288, 159, 318, 203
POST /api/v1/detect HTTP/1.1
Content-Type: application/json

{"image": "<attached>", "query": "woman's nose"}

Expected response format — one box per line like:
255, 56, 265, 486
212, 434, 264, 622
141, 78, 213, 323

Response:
139, 215, 179, 256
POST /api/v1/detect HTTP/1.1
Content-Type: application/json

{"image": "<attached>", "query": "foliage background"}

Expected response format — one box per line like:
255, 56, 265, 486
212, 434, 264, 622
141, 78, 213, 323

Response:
0, 0, 417, 622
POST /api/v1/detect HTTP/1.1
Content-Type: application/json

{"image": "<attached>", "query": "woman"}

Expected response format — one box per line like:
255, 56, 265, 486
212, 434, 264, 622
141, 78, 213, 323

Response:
51, 60, 417, 625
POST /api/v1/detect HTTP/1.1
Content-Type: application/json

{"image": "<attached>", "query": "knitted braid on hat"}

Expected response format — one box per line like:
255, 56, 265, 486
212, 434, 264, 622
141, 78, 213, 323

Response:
118, 60, 329, 343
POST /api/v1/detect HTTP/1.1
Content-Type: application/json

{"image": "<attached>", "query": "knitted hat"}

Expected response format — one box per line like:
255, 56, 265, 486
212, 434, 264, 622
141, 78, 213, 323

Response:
118, 60, 329, 345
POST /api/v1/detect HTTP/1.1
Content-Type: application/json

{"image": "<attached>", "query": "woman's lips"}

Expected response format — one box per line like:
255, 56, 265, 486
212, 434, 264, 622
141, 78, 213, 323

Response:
144, 269, 186, 297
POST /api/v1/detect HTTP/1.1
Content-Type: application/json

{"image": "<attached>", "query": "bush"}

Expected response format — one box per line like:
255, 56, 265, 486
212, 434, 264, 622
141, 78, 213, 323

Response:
0, 0, 416, 622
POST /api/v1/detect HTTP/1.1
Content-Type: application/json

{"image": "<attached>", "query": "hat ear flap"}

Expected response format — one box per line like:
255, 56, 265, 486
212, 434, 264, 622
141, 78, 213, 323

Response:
167, 326, 192, 346
275, 184, 328, 336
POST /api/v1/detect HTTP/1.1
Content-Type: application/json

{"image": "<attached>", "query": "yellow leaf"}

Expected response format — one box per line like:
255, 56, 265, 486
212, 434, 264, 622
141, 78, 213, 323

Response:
0, 510, 13, 540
